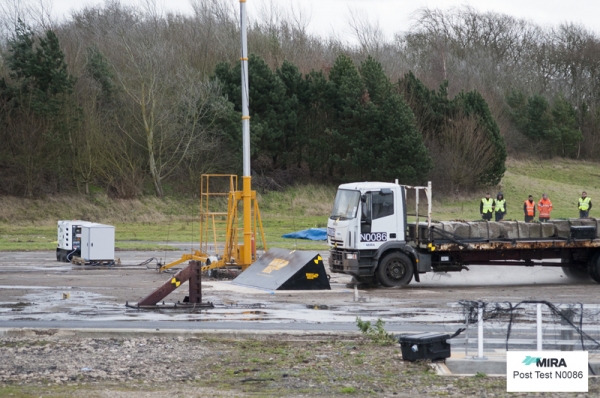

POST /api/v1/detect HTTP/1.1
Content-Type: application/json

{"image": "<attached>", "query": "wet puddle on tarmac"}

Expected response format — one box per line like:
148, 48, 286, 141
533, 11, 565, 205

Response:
3, 293, 600, 330
0, 290, 123, 321
0, 288, 464, 324
2, 280, 598, 326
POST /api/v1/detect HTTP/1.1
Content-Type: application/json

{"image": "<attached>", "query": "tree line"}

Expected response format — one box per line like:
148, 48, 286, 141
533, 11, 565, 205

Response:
0, 2, 598, 197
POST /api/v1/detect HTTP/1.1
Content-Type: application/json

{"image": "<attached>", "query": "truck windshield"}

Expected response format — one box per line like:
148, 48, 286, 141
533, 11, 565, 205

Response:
330, 189, 360, 220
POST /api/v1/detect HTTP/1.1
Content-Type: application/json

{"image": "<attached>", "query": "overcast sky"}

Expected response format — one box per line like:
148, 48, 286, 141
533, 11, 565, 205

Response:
46, 0, 600, 42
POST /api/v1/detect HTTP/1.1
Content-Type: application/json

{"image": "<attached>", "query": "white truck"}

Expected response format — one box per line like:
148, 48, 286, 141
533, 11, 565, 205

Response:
327, 181, 600, 286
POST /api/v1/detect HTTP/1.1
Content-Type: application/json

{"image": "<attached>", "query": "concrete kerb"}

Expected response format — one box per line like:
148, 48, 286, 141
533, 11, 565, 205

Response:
444, 357, 508, 376
442, 352, 600, 377
0, 327, 360, 340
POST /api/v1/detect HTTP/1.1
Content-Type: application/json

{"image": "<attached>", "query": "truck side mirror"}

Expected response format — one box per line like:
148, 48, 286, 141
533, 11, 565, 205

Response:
361, 201, 371, 225
361, 194, 366, 203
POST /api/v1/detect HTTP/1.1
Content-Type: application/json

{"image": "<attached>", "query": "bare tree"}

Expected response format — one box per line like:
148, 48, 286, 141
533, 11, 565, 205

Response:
430, 113, 499, 193
551, 24, 600, 113
189, 0, 238, 73
347, 7, 385, 58
0, 0, 54, 42
108, 16, 231, 197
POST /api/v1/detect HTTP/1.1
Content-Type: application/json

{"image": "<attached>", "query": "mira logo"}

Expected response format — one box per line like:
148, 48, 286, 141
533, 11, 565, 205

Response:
522, 356, 541, 366
508, 351, 588, 392
522, 356, 567, 367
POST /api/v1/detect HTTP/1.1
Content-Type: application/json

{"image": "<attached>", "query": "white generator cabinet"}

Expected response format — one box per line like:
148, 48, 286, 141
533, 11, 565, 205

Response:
80, 223, 115, 262
57, 220, 93, 262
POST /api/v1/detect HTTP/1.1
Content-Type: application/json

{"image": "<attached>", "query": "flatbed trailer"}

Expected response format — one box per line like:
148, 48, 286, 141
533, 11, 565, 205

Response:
408, 229, 600, 277
327, 181, 600, 286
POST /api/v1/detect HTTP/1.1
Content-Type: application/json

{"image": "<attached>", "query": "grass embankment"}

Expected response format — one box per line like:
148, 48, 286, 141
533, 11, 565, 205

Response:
1, 158, 598, 251
0, 185, 334, 252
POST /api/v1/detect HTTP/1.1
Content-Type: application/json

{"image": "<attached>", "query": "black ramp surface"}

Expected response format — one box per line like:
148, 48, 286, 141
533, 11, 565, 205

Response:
231, 248, 331, 290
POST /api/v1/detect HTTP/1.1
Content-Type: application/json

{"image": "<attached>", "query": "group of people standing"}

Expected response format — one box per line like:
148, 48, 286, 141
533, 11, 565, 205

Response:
479, 192, 506, 221
479, 192, 592, 222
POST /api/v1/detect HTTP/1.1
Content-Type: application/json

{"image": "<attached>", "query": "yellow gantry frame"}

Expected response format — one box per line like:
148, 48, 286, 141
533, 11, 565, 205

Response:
158, 174, 267, 273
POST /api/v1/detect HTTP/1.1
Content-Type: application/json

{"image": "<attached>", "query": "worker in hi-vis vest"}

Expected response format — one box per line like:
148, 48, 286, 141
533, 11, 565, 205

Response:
579, 191, 592, 218
537, 193, 553, 222
480, 192, 494, 221
524, 195, 536, 222
494, 192, 506, 221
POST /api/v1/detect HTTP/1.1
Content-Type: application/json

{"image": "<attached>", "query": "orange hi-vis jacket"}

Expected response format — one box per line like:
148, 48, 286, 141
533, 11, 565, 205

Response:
538, 198, 553, 218
524, 200, 535, 217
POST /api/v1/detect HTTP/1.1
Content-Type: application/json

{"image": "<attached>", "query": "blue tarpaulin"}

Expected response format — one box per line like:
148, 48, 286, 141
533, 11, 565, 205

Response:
282, 228, 327, 241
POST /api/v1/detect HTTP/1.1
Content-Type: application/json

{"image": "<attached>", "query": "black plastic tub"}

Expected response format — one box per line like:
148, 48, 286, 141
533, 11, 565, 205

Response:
398, 332, 451, 362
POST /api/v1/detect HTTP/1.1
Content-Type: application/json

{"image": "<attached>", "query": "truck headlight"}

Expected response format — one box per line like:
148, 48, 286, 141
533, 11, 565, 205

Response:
346, 253, 357, 260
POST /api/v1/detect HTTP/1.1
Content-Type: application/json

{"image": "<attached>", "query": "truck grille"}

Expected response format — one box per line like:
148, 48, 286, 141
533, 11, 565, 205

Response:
330, 250, 344, 271
329, 238, 344, 247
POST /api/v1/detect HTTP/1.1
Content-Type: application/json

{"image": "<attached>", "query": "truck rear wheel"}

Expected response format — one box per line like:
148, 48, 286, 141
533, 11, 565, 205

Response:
561, 265, 591, 281
376, 252, 414, 287
588, 253, 600, 283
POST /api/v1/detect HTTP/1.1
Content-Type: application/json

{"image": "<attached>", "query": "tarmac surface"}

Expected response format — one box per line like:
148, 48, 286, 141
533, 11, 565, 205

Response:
2, 248, 600, 376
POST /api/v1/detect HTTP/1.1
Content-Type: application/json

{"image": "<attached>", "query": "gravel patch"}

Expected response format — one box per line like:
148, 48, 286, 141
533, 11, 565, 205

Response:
1, 333, 599, 397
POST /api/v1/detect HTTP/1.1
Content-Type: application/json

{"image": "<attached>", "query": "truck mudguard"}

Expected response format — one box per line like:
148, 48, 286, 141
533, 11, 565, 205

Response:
416, 252, 432, 273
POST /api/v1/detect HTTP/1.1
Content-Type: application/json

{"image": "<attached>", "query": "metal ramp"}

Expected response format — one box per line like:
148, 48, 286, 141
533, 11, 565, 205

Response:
231, 248, 331, 290
128, 261, 213, 309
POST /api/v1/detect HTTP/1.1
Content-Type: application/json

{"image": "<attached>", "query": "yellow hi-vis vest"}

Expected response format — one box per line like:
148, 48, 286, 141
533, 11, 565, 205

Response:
481, 198, 494, 214
579, 197, 591, 211
495, 199, 505, 213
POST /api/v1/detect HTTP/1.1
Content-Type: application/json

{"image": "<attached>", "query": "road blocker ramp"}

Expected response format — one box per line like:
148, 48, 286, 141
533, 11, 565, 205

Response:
231, 248, 331, 290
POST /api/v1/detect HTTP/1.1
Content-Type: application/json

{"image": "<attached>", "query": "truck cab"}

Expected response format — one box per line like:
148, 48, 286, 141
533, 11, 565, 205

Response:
328, 181, 430, 287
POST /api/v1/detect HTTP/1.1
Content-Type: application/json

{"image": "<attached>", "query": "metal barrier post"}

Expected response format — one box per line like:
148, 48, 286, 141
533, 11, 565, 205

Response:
464, 312, 469, 358
474, 303, 487, 360
478, 305, 484, 358
560, 308, 574, 351
537, 303, 543, 351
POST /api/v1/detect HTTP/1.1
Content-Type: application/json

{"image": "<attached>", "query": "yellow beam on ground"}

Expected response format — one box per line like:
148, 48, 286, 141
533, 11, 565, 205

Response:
159, 253, 208, 273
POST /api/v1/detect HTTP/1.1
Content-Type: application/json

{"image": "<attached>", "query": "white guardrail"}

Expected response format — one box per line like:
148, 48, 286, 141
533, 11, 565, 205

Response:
446, 303, 598, 360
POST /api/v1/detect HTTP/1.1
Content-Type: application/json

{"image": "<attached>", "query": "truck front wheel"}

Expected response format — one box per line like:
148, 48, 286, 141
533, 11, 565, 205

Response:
376, 252, 414, 287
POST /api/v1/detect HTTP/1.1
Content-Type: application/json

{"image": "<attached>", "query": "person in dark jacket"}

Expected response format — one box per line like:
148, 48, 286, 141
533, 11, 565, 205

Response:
494, 192, 506, 221
524, 195, 535, 222
480, 193, 494, 221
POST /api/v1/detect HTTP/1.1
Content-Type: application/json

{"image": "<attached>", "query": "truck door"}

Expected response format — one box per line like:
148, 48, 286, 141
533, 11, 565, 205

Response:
359, 189, 397, 249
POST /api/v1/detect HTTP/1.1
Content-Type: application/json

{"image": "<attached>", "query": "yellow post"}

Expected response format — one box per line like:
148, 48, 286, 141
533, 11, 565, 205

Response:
242, 175, 252, 265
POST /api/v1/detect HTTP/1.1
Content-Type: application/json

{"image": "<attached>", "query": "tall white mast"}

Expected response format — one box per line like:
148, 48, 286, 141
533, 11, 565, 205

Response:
240, 0, 252, 264
240, 0, 250, 177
